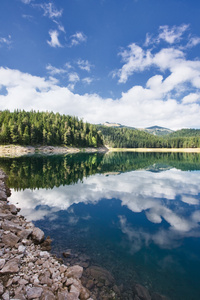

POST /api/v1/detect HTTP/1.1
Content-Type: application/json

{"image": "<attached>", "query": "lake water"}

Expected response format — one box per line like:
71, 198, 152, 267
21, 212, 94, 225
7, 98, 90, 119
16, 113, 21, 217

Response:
1, 152, 200, 300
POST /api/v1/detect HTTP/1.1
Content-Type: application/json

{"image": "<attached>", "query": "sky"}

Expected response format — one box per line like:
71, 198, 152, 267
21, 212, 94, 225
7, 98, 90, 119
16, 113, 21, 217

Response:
1, 0, 200, 129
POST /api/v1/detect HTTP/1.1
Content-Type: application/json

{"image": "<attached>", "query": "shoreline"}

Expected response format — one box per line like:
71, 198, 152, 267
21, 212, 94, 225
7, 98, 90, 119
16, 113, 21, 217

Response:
0, 169, 93, 300
0, 145, 108, 157
106, 147, 200, 153
0, 145, 200, 157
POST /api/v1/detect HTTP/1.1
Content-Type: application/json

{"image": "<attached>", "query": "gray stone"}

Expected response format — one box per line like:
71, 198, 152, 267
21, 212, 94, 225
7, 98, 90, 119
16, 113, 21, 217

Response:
41, 288, 56, 300
9, 204, 18, 214
2, 232, 20, 247
18, 245, 26, 253
134, 284, 151, 300
57, 290, 69, 300
31, 227, 45, 243
26, 287, 43, 299
0, 258, 6, 269
0, 281, 4, 295
0, 213, 15, 220
17, 229, 32, 240
66, 265, 83, 279
2, 290, 9, 300
0, 257, 20, 274
2, 220, 22, 232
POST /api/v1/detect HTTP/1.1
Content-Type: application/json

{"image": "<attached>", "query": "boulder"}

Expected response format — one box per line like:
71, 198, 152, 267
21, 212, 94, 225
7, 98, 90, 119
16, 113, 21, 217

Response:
0, 258, 20, 274
31, 227, 45, 243
134, 284, 151, 300
66, 265, 83, 279
17, 229, 32, 240
26, 287, 43, 299
2, 232, 20, 247
41, 288, 56, 300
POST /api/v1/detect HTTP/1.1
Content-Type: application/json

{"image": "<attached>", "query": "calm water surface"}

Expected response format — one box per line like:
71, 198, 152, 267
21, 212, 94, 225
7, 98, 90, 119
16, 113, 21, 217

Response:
1, 152, 200, 300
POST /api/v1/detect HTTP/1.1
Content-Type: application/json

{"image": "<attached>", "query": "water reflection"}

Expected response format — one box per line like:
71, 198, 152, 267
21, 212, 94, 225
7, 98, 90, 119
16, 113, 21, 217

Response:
7, 163, 200, 250
1, 152, 200, 299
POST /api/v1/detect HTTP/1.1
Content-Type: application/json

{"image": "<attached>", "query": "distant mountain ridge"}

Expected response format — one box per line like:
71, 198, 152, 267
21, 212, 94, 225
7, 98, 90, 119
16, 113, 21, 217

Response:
141, 125, 174, 136
102, 122, 173, 136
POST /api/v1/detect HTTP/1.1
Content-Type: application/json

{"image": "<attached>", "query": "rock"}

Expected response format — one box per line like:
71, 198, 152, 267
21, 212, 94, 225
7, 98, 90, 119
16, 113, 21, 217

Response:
151, 292, 170, 300
9, 204, 18, 214
1, 220, 22, 232
26, 287, 43, 299
14, 293, 26, 300
2, 290, 9, 300
57, 290, 69, 300
18, 245, 26, 253
40, 250, 50, 258
66, 265, 83, 279
134, 284, 151, 300
31, 227, 45, 243
85, 266, 114, 287
0, 258, 5, 269
41, 288, 56, 300
86, 280, 94, 290
0, 281, 4, 295
40, 236, 52, 251
63, 249, 71, 258
2, 232, 20, 247
0, 257, 20, 274
39, 270, 52, 285
0, 212, 15, 220
17, 229, 32, 240
80, 286, 91, 300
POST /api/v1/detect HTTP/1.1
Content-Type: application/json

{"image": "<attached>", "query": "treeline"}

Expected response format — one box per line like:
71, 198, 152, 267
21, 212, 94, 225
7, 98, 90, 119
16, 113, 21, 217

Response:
97, 126, 200, 148
0, 110, 103, 147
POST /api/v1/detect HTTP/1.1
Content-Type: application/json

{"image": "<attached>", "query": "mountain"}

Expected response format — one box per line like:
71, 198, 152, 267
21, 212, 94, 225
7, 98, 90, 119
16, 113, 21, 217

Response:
102, 122, 135, 129
141, 126, 174, 136
102, 123, 173, 136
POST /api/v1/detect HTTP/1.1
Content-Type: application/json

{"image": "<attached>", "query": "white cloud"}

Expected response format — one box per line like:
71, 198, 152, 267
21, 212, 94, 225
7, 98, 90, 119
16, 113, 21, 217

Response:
115, 43, 152, 83
21, 0, 32, 4
82, 77, 93, 85
68, 72, 80, 83
186, 36, 200, 48
47, 30, 62, 47
0, 36, 12, 47
46, 64, 67, 76
182, 93, 200, 104
1, 67, 200, 129
77, 59, 93, 72
69, 32, 87, 47
39, 2, 63, 19
9, 168, 200, 249
158, 24, 189, 44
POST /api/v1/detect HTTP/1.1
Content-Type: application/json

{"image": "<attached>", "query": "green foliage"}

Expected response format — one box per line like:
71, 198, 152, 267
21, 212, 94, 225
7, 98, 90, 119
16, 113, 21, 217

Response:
97, 126, 200, 148
1, 152, 200, 190
0, 110, 103, 147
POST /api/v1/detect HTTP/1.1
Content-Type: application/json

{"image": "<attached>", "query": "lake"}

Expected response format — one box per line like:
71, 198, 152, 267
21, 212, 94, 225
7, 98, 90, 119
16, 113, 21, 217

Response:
1, 152, 200, 300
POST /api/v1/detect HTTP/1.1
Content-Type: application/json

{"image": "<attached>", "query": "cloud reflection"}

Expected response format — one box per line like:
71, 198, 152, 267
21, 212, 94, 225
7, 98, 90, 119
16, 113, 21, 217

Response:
9, 169, 200, 249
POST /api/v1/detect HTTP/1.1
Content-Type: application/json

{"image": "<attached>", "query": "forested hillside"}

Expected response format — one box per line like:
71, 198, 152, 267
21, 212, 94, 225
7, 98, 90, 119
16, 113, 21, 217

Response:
0, 110, 200, 149
0, 110, 103, 147
166, 128, 200, 138
97, 125, 200, 148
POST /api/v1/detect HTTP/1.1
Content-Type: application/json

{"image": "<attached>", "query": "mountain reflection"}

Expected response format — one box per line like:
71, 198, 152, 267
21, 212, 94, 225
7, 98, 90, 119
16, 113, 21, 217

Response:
3, 151, 200, 251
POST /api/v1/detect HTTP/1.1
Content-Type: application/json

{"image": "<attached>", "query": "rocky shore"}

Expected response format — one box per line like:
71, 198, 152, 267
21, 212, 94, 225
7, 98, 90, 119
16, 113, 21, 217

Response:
0, 145, 108, 157
0, 169, 170, 300
0, 169, 92, 300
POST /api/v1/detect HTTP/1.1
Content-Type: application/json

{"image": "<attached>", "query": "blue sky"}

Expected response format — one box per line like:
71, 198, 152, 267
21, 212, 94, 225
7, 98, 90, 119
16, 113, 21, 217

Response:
1, 0, 200, 129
